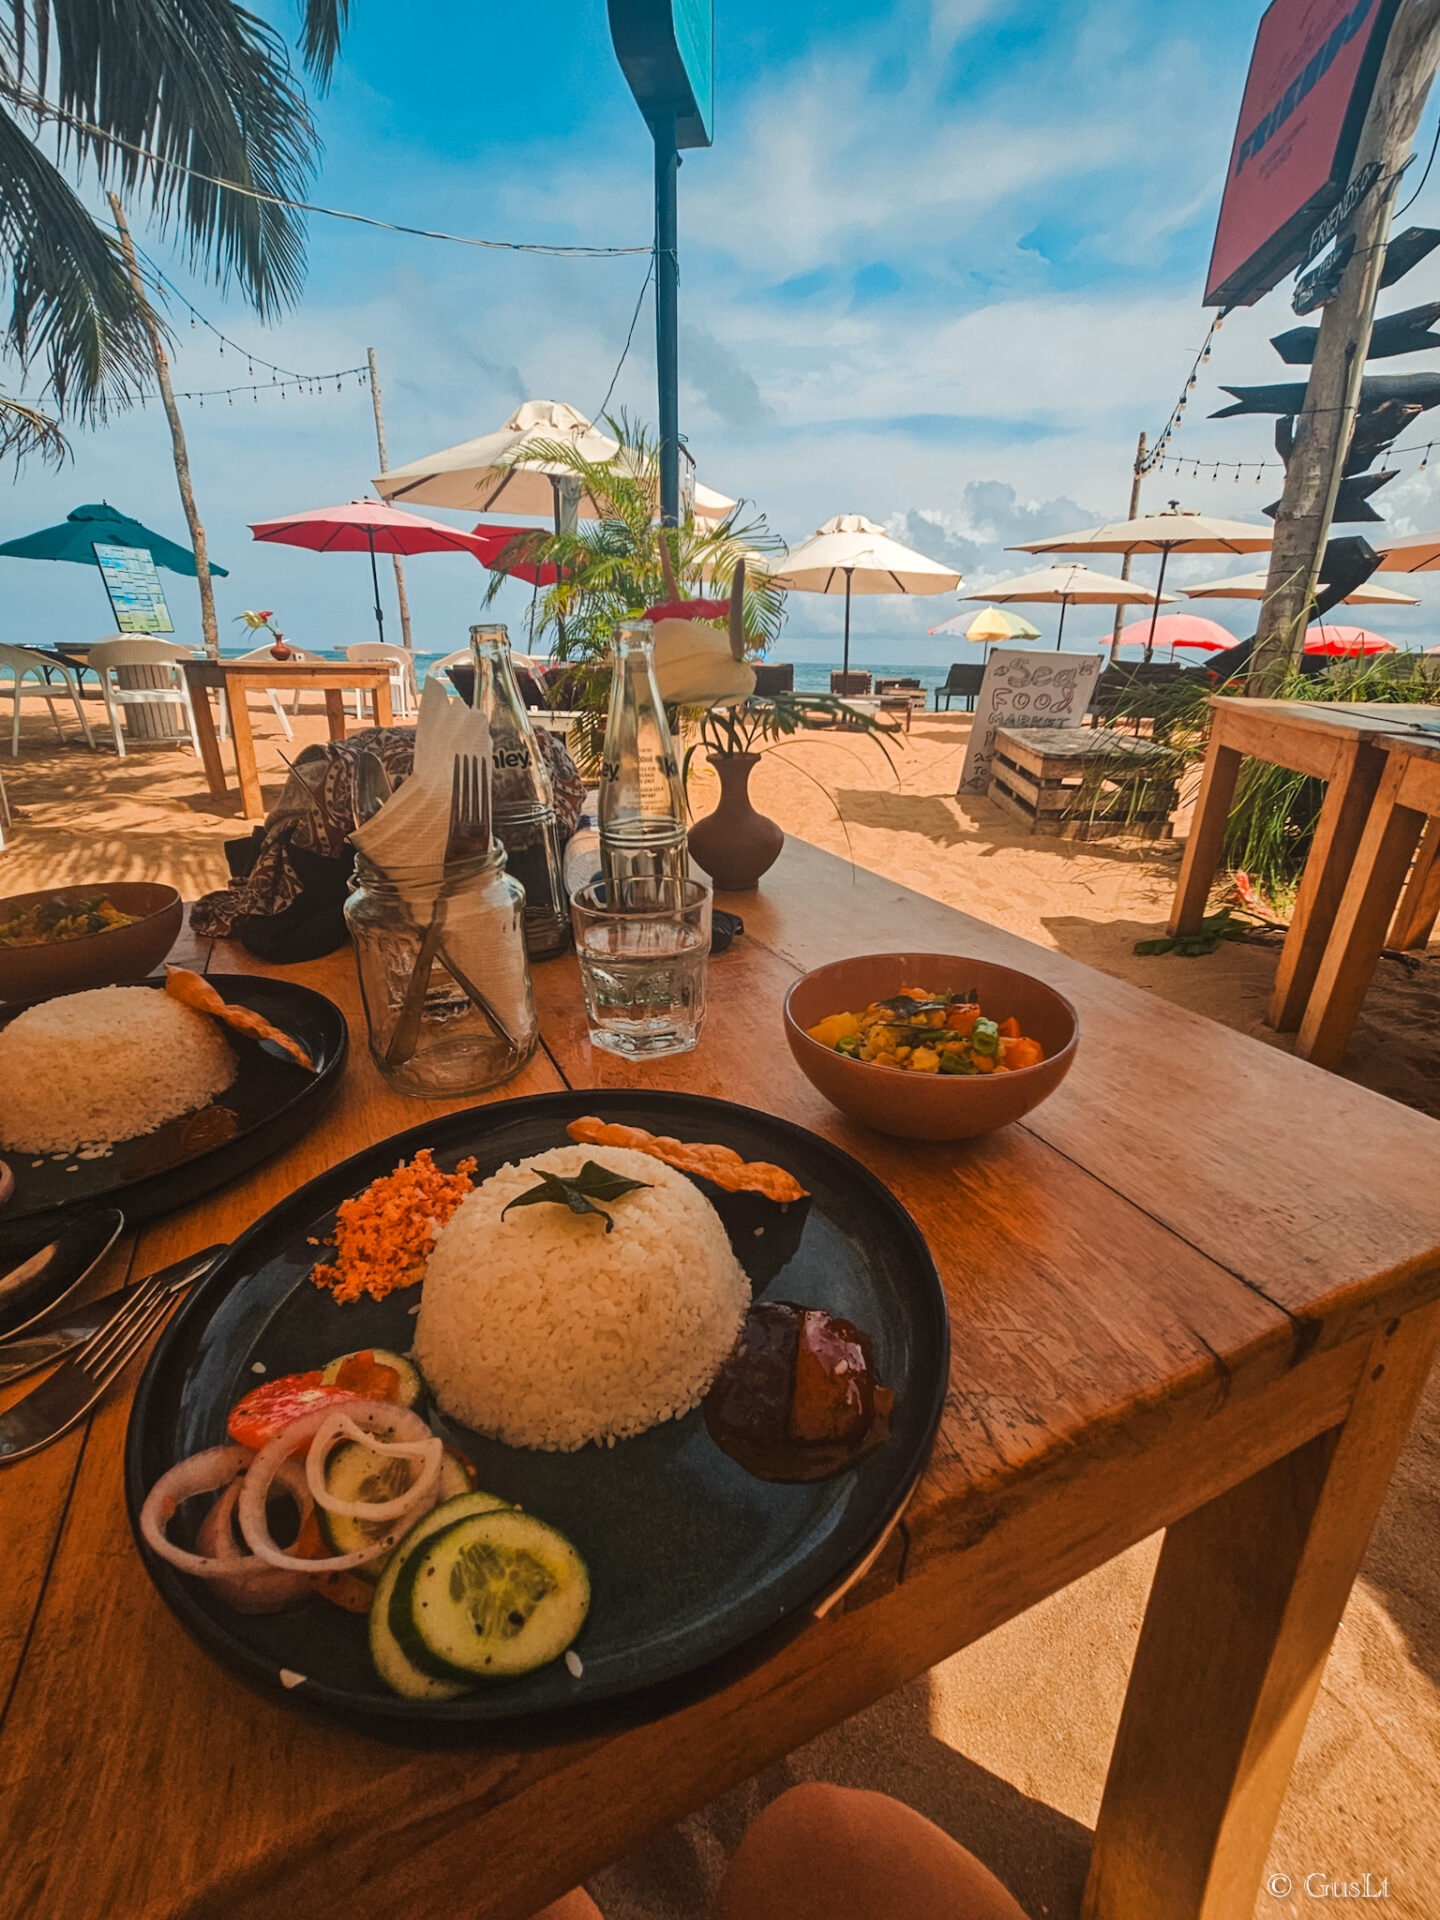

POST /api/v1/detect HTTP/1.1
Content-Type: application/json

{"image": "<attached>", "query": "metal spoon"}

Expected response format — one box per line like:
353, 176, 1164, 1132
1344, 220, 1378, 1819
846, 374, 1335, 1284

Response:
353, 750, 394, 825
0, 1206, 125, 1342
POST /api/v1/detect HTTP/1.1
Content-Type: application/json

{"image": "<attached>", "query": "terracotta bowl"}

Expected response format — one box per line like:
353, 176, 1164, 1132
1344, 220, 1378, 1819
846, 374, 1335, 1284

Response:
784, 952, 1079, 1142
0, 882, 183, 1004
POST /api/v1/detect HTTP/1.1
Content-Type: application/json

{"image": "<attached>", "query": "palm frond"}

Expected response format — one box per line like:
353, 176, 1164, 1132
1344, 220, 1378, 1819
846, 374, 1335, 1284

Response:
0, 104, 153, 414
38, 0, 321, 315
0, 388, 65, 458
297, 0, 347, 84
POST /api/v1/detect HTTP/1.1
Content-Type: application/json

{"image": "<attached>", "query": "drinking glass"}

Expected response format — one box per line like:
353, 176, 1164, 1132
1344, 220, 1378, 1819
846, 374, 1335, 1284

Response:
570, 878, 710, 1058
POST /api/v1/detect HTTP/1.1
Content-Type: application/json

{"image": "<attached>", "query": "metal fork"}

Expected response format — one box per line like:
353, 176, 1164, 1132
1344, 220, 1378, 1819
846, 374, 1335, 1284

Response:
0, 1245, 222, 1463
385, 753, 490, 1066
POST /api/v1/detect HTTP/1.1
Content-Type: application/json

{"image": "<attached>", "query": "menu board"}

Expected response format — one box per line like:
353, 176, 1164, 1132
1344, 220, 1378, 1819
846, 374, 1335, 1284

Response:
957, 647, 1104, 796
92, 542, 174, 634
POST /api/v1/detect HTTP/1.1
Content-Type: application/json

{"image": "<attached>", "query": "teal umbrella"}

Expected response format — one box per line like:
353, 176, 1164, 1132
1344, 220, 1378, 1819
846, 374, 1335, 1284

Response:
0, 502, 227, 576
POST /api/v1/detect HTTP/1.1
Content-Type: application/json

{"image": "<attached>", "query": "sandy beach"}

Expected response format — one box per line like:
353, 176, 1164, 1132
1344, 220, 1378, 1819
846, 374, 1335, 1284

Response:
4, 696, 1439, 1917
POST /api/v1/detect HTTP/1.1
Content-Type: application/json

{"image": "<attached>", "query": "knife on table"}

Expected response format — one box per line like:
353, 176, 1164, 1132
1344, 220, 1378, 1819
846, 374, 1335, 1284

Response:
0, 1246, 225, 1389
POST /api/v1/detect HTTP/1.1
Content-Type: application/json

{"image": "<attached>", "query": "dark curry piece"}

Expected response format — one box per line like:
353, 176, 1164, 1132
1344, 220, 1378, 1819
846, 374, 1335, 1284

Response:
704, 1301, 894, 1482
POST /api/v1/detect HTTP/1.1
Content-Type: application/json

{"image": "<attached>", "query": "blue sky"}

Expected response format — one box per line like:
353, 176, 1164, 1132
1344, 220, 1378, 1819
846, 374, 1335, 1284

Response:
6, 0, 1440, 658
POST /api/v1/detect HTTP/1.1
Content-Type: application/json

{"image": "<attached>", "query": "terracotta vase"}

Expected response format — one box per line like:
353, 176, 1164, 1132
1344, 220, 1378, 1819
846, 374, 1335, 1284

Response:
688, 751, 784, 892
269, 638, 293, 660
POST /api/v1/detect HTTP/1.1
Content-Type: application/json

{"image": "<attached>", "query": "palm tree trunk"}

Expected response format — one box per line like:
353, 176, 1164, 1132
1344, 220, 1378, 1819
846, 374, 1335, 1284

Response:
109, 195, 220, 662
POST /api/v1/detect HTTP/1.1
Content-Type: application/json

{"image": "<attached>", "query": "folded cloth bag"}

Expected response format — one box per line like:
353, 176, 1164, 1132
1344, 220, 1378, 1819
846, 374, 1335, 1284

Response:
192, 727, 585, 963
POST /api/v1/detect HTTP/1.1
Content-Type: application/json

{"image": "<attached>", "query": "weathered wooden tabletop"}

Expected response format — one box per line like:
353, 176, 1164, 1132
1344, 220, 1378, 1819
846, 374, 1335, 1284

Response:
4, 838, 1439, 1920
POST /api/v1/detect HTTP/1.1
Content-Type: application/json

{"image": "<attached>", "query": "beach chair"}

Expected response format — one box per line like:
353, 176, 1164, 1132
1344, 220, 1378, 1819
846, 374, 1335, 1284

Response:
346, 643, 418, 721
830, 670, 871, 696
934, 663, 985, 711
425, 649, 471, 694
0, 644, 95, 754
88, 636, 199, 757
752, 662, 794, 697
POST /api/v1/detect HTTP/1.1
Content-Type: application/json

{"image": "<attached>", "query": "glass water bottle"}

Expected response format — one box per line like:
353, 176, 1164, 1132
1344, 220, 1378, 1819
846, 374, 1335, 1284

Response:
469, 623, 570, 958
599, 622, 689, 901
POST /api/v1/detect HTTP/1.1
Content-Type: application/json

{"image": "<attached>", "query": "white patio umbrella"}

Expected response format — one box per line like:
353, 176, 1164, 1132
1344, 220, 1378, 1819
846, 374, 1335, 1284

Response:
374, 399, 737, 530
970, 562, 1174, 648
770, 514, 961, 679
1181, 568, 1420, 607
1372, 528, 1440, 571
1011, 503, 1272, 659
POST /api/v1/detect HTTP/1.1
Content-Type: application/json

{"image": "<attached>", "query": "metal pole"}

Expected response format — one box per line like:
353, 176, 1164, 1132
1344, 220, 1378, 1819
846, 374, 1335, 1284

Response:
654, 114, 681, 528
109, 194, 220, 662
843, 570, 853, 679
1056, 597, 1068, 647
1110, 430, 1146, 663
367, 348, 413, 651
367, 533, 385, 644
1145, 545, 1173, 662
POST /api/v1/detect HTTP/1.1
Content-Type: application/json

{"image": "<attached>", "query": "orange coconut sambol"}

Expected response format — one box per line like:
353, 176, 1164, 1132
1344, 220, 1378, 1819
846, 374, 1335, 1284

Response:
311, 1148, 478, 1303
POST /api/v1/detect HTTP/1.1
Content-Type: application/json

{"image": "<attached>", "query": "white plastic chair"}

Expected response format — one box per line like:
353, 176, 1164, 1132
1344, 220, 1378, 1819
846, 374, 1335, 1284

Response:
218, 645, 321, 743
346, 643, 418, 721
0, 645, 95, 755
87, 636, 198, 758
424, 648, 471, 690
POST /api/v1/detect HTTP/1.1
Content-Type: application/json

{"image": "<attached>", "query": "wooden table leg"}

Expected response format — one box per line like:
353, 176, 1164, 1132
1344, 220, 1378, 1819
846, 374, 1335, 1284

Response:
1267, 737, 1385, 1032
1169, 729, 1241, 937
323, 689, 348, 741
375, 680, 394, 728
228, 689, 265, 821
189, 684, 229, 807
1389, 816, 1440, 950
1296, 757, 1427, 1070
1083, 1302, 1440, 1920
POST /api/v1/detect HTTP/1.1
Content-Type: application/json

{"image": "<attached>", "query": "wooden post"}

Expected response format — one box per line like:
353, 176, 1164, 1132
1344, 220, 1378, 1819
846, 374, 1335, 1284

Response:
367, 348, 414, 651
1109, 431, 1146, 663
109, 194, 220, 663
1249, 1, 1440, 692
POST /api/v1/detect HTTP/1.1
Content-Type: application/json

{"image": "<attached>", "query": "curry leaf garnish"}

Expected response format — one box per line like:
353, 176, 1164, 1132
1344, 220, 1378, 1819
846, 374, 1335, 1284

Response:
500, 1160, 651, 1233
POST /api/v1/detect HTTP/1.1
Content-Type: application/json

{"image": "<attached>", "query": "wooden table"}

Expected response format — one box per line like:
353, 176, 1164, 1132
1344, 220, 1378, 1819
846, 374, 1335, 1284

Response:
5, 840, 1440, 1920
182, 659, 396, 818
1297, 726, 1440, 1068
1169, 697, 1440, 1033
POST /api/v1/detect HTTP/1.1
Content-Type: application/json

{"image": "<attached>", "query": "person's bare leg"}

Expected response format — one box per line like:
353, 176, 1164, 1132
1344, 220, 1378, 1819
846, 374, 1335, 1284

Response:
528, 1891, 603, 1920
713, 1783, 1031, 1920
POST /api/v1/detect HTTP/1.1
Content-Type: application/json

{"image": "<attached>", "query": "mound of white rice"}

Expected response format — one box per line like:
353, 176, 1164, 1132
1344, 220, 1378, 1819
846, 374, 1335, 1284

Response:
415, 1144, 750, 1452
0, 985, 236, 1155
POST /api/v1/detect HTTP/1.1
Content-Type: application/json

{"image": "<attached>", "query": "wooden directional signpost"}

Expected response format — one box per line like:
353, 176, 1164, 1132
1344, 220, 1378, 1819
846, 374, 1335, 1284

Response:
1204, 0, 1440, 685
607, 0, 714, 527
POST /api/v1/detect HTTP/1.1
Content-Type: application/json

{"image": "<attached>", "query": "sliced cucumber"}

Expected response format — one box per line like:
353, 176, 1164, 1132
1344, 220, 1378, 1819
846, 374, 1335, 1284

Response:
317, 1437, 419, 1558
369, 1491, 510, 1701
321, 1348, 424, 1407
438, 1448, 476, 1499
394, 1510, 590, 1682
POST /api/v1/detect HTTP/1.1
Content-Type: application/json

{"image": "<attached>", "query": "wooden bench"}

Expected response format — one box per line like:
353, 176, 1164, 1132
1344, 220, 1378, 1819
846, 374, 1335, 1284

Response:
989, 726, 1180, 841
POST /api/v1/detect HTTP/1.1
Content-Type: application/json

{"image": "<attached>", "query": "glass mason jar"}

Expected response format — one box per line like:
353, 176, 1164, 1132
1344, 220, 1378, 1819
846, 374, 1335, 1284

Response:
345, 848, 538, 1096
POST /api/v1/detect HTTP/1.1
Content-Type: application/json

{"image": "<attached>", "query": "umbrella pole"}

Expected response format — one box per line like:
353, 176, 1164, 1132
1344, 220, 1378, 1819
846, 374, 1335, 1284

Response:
1145, 548, 1171, 662
1056, 597, 1068, 648
843, 569, 853, 681
368, 535, 386, 645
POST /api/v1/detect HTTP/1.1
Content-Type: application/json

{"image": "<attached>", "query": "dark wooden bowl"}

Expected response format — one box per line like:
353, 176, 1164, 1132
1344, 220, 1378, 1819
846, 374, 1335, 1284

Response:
784, 952, 1079, 1141
0, 882, 183, 1004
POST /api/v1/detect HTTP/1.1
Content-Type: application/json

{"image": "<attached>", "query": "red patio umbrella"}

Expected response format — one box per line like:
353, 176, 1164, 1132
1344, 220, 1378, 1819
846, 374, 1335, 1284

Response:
1114, 613, 1235, 656
249, 499, 491, 643
467, 522, 562, 587
1303, 625, 1397, 656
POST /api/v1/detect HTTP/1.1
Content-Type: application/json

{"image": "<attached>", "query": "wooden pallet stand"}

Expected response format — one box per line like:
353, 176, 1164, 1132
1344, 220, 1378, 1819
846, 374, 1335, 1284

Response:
989, 726, 1179, 841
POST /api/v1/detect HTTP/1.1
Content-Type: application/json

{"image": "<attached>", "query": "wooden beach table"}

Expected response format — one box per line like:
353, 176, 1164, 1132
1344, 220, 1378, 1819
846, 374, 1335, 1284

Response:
5, 840, 1440, 1920
1297, 725, 1440, 1069
182, 658, 396, 819
1169, 696, 1440, 1033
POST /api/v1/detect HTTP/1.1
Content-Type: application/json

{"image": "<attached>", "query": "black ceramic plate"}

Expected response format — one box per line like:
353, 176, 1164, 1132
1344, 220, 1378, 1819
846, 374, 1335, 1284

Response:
0, 975, 347, 1226
126, 1090, 948, 1733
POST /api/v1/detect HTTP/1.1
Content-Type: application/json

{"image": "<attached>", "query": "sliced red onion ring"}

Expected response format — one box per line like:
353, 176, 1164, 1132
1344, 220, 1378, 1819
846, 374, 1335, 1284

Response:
139, 1447, 314, 1580
195, 1481, 316, 1613
239, 1399, 439, 1573
305, 1409, 443, 1520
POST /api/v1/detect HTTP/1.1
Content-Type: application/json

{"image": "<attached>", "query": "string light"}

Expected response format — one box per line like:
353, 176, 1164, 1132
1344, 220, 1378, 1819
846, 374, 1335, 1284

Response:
1137, 308, 1230, 474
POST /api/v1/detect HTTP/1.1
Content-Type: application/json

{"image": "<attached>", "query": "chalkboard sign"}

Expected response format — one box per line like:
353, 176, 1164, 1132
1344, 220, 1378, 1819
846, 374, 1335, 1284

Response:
957, 647, 1104, 796
93, 542, 174, 634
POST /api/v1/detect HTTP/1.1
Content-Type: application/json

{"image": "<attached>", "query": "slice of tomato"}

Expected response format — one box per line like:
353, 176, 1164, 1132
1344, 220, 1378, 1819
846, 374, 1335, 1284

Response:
227, 1373, 360, 1451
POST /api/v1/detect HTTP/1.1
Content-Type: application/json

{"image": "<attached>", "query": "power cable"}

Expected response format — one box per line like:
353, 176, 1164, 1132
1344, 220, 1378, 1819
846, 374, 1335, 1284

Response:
594, 252, 655, 423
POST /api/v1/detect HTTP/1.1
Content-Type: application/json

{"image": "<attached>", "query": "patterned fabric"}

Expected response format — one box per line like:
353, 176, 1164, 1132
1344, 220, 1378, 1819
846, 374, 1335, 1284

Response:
192, 725, 585, 939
